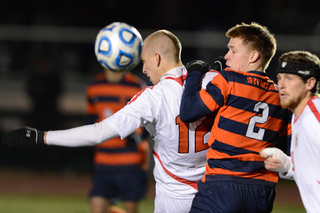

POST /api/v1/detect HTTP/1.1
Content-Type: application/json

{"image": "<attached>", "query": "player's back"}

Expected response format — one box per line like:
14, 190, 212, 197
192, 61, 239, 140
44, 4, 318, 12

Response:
151, 68, 213, 197
204, 69, 291, 186
118, 67, 213, 198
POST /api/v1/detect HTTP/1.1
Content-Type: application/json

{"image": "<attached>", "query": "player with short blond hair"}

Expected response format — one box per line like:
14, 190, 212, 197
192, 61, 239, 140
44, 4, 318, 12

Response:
2, 29, 219, 213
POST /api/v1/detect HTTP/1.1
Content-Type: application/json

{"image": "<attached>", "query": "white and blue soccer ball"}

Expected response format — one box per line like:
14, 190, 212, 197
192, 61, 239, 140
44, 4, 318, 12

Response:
94, 22, 143, 72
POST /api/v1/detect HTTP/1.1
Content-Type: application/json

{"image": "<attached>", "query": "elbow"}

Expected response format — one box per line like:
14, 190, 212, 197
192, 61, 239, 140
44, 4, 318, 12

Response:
179, 106, 201, 123
180, 111, 197, 123
180, 99, 212, 123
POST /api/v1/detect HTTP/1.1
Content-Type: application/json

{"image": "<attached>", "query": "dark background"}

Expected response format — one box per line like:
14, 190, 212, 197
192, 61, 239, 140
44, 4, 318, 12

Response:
1, 0, 320, 173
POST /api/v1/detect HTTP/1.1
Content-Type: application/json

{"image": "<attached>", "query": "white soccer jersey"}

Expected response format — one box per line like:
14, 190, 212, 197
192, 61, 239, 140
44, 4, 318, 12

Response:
107, 66, 212, 199
280, 96, 320, 213
47, 66, 213, 212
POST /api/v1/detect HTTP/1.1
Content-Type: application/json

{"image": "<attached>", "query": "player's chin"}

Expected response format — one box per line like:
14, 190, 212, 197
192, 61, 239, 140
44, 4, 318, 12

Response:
279, 98, 291, 108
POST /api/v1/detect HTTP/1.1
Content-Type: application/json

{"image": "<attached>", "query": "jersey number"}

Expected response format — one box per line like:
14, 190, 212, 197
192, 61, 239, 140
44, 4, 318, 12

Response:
246, 102, 269, 140
176, 116, 210, 153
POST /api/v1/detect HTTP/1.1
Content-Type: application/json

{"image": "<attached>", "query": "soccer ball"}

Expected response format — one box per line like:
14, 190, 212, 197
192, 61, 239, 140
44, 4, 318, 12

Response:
94, 22, 143, 72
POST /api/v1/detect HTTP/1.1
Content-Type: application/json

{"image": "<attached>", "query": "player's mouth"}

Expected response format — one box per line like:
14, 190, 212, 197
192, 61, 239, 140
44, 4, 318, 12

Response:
279, 92, 287, 99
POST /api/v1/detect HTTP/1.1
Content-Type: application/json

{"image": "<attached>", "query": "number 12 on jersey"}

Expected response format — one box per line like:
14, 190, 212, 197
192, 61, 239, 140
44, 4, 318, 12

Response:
176, 115, 212, 154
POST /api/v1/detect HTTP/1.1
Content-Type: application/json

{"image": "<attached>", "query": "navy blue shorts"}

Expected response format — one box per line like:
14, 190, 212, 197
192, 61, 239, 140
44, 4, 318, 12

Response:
190, 176, 276, 213
89, 168, 148, 202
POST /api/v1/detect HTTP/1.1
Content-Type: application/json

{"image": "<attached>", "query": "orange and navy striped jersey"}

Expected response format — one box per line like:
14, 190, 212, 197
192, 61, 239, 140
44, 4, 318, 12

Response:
181, 69, 292, 186
86, 72, 149, 172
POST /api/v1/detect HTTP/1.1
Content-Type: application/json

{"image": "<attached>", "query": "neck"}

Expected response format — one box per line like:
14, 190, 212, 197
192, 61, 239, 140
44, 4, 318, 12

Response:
247, 63, 264, 72
161, 62, 182, 75
105, 69, 125, 83
292, 93, 313, 118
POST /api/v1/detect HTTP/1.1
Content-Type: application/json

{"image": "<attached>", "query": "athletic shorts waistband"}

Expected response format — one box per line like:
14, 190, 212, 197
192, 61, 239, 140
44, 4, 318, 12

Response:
204, 175, 276, 187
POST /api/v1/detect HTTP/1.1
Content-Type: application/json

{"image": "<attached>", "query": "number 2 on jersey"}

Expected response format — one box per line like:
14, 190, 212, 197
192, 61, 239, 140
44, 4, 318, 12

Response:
246, 102, 269, 140
176, 115, 211, 153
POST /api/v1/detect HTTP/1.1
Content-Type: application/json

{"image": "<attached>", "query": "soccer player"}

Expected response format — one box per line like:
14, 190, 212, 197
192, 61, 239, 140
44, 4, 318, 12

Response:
260, 50, 320, 213
180, 22, 292, 212
2, 30, 216, 213
86, 67, 149, 213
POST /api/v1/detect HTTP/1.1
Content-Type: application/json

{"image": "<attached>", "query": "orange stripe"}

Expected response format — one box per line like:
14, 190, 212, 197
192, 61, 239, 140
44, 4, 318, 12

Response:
209, 127, 271, 153
164, 73, 187, 86
224, 106, 287, 132
199, 73, 229, 111
233, 82, 279, 104
94, 152, 144, 165
203, 168, 278, 183
278, 121, 292, 137
199, 90, 220, 112
153, 150, 198, 190
87, 84, 141, 99
209, 149, 265, 161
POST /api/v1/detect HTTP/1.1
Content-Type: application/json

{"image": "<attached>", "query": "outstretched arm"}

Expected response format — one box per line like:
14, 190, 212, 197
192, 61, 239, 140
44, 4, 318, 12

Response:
46, 119, 119, 146
2, 119, 119, 147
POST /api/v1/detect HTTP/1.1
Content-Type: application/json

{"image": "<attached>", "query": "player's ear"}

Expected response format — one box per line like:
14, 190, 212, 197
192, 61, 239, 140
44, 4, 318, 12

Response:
155, 53, 161, 67
306, 77, 316, 91
250, 50, 260, 63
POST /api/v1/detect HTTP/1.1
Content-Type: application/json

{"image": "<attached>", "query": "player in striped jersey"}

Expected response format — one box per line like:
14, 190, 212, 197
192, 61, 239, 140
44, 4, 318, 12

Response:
180, 22, 292, 212
260, 50, 320, 213
86, 68, 149, 213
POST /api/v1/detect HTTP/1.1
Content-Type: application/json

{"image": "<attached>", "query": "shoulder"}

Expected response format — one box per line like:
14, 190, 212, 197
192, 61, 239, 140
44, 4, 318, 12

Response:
128, 85, 156, 105
305, 96, 320, 123
128, 79, 180, 105
210, 69, 242, 83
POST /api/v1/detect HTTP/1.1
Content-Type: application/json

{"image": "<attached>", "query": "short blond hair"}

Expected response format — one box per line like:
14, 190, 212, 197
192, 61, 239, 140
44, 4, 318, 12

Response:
144, 30, 182, 63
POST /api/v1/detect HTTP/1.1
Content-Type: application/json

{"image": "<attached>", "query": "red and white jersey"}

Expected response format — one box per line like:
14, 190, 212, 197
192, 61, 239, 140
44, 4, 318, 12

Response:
281, 96, 320, 212
107, 66, 213, 199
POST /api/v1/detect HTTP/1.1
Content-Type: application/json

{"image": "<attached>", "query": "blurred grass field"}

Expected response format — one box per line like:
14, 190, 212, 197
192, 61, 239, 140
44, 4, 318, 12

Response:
0, 195, 306, 213
0, 194, 155, 213
0, 169, 305, 213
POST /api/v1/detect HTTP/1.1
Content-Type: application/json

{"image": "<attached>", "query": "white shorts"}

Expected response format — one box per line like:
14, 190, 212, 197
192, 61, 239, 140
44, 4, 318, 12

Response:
154, 186, 194, 213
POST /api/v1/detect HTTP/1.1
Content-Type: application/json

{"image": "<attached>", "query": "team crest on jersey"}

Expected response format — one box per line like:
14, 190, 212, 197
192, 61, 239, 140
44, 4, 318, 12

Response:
295, 133, 298, 148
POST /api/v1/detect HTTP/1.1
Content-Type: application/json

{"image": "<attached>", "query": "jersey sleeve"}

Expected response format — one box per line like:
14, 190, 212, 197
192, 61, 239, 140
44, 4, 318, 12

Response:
201, 71, 219, 89
46, 118, 119, 147
180, 71, 212, 123
198, 70, 230, 112
107, 86, 159, 139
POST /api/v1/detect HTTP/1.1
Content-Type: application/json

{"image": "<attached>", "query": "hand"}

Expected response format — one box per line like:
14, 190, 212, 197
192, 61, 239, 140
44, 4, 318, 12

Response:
2, 126, 45, 147
260, 147, 291, 173
212, 56, 226, 71
185, 60, 210, 75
